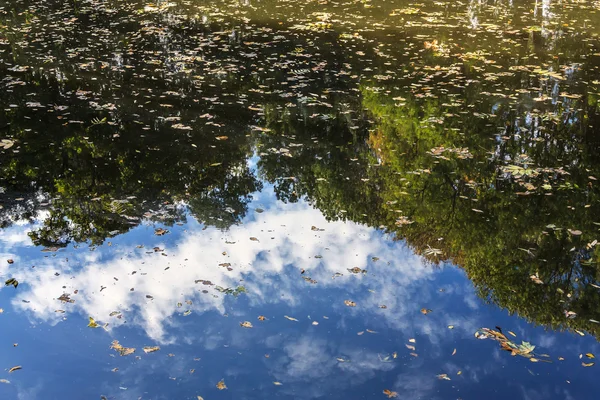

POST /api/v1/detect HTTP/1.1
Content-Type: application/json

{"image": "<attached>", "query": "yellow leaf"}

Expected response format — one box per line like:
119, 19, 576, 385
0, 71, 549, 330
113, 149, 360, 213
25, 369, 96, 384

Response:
586, 353, 595, 359
216, 380, 227, 390
8, 366, 21, 373
87, 317, 99, 328
582, 362, 595, 367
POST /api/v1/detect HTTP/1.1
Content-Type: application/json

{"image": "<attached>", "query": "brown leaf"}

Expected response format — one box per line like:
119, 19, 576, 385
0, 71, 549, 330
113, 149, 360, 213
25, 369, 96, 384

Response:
383, 389, 398, 398
143, 346, 160, 354
8, 366, 21, 373
420, 308, 431, 315
110, 340, 135, 356
258, 315, 266, 321
240, 321, 253, 328
216, 380, 227, 390
344, 300, 356, 307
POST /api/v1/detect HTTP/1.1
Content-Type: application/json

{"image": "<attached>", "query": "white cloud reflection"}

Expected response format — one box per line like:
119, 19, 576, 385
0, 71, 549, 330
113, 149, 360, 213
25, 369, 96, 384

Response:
4, 199, 456, 344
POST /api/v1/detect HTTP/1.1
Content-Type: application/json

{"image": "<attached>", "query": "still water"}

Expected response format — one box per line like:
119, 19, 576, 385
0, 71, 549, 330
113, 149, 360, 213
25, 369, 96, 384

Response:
2, 0, 600, 398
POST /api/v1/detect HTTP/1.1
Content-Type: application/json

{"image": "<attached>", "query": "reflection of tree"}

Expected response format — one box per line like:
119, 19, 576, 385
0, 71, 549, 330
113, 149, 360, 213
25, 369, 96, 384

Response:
2, 0, 600, 340
254, 50, 600, 339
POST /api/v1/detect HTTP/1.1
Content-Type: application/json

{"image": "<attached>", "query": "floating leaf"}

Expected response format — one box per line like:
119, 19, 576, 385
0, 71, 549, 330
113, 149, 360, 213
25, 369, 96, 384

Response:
240, 321, 253, 328
216, 380, 227, 390
383, 389, 398, 398
284, 315, 299, 322
87, 317, 99, 328
111, 340, 135, 356
582, 362, 595, 367
8, 366, 21, 373
344, 300, 356, 307
143, 346, 160, 354
436, 374, 451, 380
4, 278, 18, 289
420, 308, 431, 315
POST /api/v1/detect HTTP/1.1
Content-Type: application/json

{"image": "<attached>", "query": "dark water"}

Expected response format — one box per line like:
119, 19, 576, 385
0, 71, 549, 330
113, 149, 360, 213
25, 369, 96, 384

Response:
2, 0, 600, 398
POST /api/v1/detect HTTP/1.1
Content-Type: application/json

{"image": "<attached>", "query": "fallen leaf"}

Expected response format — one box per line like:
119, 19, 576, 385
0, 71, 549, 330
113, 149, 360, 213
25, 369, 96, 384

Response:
240, 321, 253, 328
383, 389, 398, 398
436, 373, 451, 380
8, 366, 21, 373
344, 300, 356, 307
582, 362, 595, 367
258, 315, 266, 321
111, 340, 135, 356
143, 346, 160, 354
586, 353, 595, 359
87, 317, 99, 328
405, 344, 416, 351
273, 382, 283, 386
284, 315, 299, 322
154, 228, 168, 236
452, 348, 456, 356
216, 380, 227, 390
420, 308, 431, 315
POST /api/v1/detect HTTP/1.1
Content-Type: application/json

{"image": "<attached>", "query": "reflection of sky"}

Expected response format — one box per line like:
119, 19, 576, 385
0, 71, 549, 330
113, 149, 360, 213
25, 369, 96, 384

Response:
0, 188, 599, 400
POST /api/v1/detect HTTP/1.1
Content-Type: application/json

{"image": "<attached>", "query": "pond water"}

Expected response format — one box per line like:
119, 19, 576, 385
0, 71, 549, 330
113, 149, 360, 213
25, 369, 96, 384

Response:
2, 0, 600, 398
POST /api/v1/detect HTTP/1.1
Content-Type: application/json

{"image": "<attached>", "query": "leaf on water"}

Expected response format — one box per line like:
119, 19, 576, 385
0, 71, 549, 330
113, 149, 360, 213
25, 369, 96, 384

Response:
8, 366, 21, 373
143, 346, 160, 354
452, 348, 457, 356
4, 278, 18, 289
344, 300, 356, 307
249, 237, 259, 242
273, 382, 283, 386
0, 379, 9, 384
582, 362, 595, 367
586, 353, 595, 359
420, 308, 432, 315
284, 315, 298, 322
409, 338, 416, 343
215, 136, 229, 141
436, 374, 451, 380
405, 344, 416, 351
568, 229, 582, 236
240, 321, 253, 328
154, 228, 168, 236
88, 317, 99, 328
216, 380, 227, 390
111, 340, 135, 356
448, 325, 454, 329
183, 310, 192, 316
530, 274, 544, 284
518, 342, 536, 354
508, 331, 517, 337
575, 330, 585, 336
258, 316, 266, 321
383, 389, 398, 398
